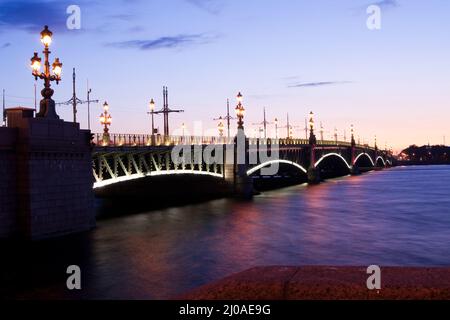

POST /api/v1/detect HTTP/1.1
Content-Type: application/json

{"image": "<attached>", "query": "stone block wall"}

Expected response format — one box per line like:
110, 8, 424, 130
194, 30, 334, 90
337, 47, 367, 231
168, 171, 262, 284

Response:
0, 108, 96, 240
0, 127, 18, 238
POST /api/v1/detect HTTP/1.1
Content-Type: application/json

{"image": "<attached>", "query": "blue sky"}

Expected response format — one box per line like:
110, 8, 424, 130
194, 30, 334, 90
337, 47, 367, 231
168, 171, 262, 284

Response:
1, 0, 450, 150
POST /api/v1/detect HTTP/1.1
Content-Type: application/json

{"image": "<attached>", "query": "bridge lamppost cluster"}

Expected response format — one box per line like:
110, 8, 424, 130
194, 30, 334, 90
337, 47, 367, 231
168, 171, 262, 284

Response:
99, 101, 112, 146
148, 98, 156, 139
350, 124, 357, 169
213, 99, 234, 139
235, 92, 245, 130
30, 25, 63, 119
217, 118, 225, 137
319, 122, 324, 142
308, 111, 316, 143
274, 118, 278, 139
350, 124, 355, 145
307, 111, 321, 183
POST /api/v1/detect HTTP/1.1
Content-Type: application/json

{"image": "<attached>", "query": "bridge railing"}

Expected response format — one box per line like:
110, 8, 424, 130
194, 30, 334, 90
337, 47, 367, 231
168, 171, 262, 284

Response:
246, 138, 310, 145
94, 135, 316, 147
314, 140, 374, 148
319, 140, 352, 147
93, 133, 235, 147
93, 133, 370, 149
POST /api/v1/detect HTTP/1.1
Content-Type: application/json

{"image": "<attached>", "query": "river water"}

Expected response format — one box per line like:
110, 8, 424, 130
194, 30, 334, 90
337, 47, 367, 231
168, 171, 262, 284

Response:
4, 165, 450, 299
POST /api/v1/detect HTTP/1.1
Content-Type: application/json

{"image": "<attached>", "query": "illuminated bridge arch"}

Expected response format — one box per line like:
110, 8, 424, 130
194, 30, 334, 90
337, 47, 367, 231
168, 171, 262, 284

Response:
93, 170, 222, 189
93, 150, 224, 189
315, 153, 351, 169
247, 160, 307, 176
376, 156, 386, 166
354, 152, 375, 167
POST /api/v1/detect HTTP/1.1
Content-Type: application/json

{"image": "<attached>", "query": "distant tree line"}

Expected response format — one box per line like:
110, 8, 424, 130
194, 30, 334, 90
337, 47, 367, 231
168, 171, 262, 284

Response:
398, 145, 450, 165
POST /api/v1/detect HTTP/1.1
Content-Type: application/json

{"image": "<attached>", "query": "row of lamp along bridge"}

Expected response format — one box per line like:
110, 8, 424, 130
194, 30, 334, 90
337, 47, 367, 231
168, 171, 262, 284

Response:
92, 89, 388, 190
96, 92, 380, 151
28, 25, 386, 155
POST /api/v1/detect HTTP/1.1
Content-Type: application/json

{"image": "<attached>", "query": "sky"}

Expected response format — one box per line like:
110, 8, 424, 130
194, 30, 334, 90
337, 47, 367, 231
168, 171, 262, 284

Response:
0, 0, 450, 151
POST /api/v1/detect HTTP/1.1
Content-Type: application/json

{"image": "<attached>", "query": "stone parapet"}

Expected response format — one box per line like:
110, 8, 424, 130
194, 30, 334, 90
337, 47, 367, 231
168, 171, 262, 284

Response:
0, 107, 95, 240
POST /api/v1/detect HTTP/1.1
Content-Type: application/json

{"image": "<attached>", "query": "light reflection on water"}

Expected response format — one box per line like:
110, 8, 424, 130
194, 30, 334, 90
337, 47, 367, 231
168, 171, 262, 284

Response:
5, 165, 450, 299
86, 165, 450, 299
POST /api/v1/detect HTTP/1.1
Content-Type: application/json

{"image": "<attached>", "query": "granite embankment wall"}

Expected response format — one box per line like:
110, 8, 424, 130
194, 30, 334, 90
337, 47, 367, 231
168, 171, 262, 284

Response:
0, 127, 18, 238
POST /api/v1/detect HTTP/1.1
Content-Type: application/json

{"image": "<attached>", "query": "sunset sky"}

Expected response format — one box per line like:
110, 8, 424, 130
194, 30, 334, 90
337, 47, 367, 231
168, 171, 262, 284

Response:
0, 0, 449, 151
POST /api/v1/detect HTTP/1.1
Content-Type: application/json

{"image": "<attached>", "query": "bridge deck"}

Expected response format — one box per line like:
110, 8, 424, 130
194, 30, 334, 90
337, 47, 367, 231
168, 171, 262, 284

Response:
93, 133, 366, 149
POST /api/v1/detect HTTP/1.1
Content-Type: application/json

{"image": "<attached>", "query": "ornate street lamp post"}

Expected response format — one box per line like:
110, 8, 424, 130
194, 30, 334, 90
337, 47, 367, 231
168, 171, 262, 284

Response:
181, 122, 186, 144
233, 91, 252, 199
217, 118, 225, 137
308, 111, 316, 144
351, 124, 355, 145
30, 25, 63, 119
235, 92, 245, 131
148, 98, 157, 144
149, 99, 156, 135
320, 122, 324, 143
307, 111, 320, 183
274, 118, 278, 139
99, 101, 112, 146
213, 99, 234, 139
350, 124, 357, 171
334, 127, 338, 144
374, 134, 379, 166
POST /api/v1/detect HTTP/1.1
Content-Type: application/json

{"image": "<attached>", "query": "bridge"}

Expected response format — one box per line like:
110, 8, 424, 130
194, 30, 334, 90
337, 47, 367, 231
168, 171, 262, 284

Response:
91, 132, 394, 198
0, 107, 394, 240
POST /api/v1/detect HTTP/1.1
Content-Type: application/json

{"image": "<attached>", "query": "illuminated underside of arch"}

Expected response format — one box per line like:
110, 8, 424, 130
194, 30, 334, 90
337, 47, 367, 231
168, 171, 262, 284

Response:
314, 153, 351, 169
247, 159, 307, 176
93, 170, 223, 189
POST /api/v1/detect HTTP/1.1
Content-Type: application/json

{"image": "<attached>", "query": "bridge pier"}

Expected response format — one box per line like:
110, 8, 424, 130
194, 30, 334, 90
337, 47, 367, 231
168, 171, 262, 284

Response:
350, 166, 360, 175
234, 165, 254, 199
224, 130, 254, 199
223, 159, 253, 199
307, 167, 321, 184
307, 120, 321, 185
0, 107, 95, 240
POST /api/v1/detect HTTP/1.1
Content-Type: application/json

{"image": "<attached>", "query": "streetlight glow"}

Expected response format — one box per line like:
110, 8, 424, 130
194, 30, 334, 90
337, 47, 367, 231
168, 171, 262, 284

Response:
40, 25, 53, 47
237, 92, 243, 103
218, 120, 224, 137
149, 98, 155, 112
235, 92, 245, 130
100, 101, 112, 145
52, 58, 62, 78
30, 53, 41, 75
309, 111, 314, 131
30, 25, 63, 118
274, 117, 278, 139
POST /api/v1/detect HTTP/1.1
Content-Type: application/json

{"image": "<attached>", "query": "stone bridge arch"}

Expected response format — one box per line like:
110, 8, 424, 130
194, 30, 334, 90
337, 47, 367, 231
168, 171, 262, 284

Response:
92, 148, 224, 190
354, 152, 375, 167
315, 153, 352, 170
246, 159, 307, 176
376, 156, 386, 167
